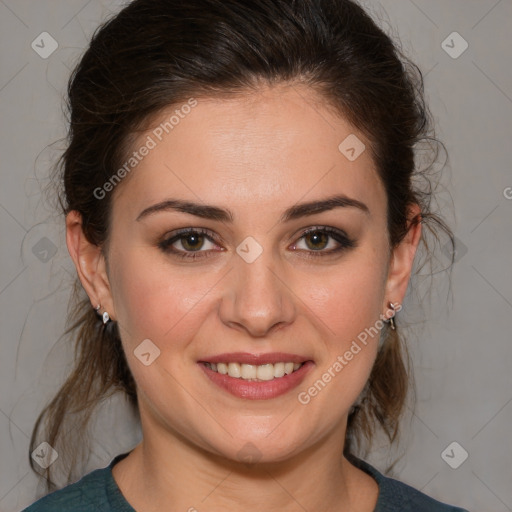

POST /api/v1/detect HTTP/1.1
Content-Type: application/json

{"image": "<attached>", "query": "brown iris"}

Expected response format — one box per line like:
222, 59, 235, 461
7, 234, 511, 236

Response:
304, 231, 329, 251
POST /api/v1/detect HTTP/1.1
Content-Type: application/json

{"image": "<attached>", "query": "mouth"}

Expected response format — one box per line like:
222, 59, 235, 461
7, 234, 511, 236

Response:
201, 361, 304, 381
198, 352, 314, 400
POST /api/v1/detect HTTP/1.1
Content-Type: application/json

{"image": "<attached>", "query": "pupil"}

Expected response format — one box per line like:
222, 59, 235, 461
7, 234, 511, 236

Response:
306, 231, 327, 250
183, 234, 203, 251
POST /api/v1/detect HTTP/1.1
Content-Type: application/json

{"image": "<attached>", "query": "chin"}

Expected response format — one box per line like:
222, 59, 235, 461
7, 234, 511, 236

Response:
200, 422, 315, 466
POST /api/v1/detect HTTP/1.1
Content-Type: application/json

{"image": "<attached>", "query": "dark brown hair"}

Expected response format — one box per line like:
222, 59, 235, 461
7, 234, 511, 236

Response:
30, 0, 453, 491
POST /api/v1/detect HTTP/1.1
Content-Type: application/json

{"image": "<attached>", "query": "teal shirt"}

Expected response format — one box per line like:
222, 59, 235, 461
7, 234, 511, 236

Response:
23, 452, 470, 511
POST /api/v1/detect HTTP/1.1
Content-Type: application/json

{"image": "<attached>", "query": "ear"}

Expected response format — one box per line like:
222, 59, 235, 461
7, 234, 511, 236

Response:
383, 203, 422, 308
66, 210, 116, 320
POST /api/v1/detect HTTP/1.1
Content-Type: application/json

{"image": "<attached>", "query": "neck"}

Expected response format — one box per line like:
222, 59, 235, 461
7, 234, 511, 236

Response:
113, 418, 378, 512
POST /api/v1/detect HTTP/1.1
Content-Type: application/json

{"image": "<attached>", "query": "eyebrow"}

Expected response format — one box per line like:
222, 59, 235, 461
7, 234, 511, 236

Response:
136, 194, 370, 223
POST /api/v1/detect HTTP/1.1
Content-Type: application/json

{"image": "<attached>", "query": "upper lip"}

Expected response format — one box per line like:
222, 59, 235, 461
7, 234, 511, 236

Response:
199, 352, 311, 365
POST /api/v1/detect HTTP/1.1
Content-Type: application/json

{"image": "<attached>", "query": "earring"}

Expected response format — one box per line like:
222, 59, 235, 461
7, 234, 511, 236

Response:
386, 302, 397, 330
93, 303, 111, 324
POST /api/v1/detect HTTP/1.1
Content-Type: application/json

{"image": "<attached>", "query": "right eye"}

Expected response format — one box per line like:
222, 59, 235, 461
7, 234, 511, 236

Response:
158, 228, 223, 260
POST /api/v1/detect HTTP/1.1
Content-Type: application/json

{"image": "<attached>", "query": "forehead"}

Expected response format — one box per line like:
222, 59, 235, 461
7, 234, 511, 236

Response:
111, 85, 385, 220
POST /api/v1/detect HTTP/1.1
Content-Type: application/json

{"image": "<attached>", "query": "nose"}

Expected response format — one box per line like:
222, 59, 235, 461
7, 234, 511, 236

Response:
219, 247, 296, 338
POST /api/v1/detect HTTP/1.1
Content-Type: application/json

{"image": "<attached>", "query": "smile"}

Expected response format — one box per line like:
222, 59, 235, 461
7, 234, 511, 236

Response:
199, 358, 314, 400
203, 361, 304, 381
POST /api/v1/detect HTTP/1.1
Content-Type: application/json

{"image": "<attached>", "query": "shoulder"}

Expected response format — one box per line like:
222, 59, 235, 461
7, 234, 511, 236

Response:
351, 457, 470, 512
378, 473, 470, 511
22, 466, 114, 512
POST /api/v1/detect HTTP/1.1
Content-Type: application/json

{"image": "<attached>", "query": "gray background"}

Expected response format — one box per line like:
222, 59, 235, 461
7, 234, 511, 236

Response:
1, 1, 511, 511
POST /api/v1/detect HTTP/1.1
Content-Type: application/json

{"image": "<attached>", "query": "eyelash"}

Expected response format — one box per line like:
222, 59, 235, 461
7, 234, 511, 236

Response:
157, 226, 356, 261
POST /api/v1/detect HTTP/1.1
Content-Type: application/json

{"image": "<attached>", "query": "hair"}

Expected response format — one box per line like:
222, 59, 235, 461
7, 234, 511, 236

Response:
30, 0, 454, 491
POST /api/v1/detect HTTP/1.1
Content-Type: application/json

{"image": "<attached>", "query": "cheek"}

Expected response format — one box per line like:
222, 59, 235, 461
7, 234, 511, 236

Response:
109, 247, 215, 350
108, 251, 221, 406
294, 246, 389, 406
302, 251, 388, 342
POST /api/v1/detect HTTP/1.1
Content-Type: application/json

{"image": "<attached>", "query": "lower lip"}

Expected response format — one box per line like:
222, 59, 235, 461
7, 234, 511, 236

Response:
199, 361, 314, 400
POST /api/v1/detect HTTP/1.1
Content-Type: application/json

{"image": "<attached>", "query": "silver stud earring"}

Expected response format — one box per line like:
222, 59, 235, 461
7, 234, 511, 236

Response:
94, 304, 111, 324
386, 302, 396, 330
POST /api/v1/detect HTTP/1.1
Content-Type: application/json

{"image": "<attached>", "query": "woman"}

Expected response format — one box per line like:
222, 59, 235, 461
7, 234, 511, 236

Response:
24, 0, 469, 510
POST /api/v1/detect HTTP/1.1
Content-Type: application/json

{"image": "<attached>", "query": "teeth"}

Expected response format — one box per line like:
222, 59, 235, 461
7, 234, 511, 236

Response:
256, 364, 274, 381
274, 362, 285, 378
228, 362, 241, 378
241, 364, 257, 379
205, 361, 304, 381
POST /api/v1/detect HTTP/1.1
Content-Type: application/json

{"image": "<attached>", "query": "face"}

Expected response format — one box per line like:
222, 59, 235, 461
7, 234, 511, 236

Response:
75, 84, 416, 463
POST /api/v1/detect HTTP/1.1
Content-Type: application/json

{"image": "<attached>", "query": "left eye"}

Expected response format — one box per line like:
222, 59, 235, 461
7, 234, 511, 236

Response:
293, 229, 339, 251
289, 227, 356, 258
